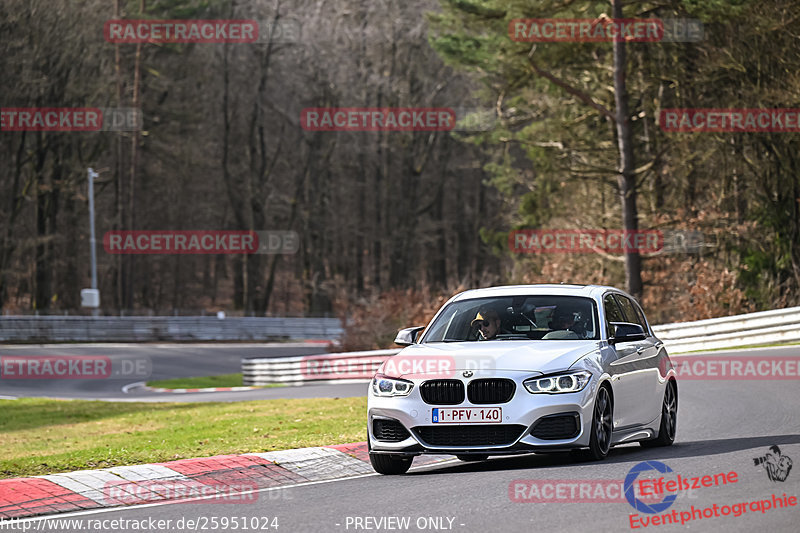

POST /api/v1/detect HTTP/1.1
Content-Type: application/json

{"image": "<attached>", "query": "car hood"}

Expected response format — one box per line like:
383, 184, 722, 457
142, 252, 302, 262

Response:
386, 340, 599, 377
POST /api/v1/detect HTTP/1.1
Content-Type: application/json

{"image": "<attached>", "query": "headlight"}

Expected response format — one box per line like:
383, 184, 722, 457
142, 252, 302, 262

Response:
524, 370, 592, 394
371, 374, 414, 397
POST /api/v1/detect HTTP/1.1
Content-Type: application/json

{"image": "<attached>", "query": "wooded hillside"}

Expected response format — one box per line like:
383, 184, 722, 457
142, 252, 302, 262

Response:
2, 1, 798, 343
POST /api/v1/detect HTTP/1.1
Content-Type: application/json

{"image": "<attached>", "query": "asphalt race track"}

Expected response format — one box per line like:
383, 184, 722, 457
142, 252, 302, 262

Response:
7, 346, 800, 532
0, 343, 371, 401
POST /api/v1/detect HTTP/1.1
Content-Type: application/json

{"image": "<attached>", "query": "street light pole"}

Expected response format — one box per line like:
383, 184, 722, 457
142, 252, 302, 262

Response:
88, 168, 99, 291
83, 168, 102, 316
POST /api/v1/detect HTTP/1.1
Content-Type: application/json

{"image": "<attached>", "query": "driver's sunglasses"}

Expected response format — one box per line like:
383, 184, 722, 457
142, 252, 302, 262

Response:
479, 320, 491, 328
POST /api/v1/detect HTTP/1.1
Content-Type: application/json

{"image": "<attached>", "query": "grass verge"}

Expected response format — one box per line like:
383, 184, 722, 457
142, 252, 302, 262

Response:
0, 397, 366, 479
146, 373, 283, 389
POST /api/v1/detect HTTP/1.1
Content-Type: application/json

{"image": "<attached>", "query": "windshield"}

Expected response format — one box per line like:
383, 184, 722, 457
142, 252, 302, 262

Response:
422, 295, 599, 342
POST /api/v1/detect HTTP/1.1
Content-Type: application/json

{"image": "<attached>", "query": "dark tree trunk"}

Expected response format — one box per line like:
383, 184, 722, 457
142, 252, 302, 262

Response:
612, 0, 643, 300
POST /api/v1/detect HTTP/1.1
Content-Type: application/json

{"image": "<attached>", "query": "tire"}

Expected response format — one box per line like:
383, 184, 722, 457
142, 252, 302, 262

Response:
641, 380, 677, 448
456, 455, 489, 462
369, 453, 413, 475
587, 385, 613, 461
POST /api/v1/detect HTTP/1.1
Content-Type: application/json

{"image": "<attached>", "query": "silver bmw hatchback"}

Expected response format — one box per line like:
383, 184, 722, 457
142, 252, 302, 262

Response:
367, 284, 678, 474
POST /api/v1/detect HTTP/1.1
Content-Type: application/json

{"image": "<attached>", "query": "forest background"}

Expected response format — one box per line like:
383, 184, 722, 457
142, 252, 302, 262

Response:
1, 0, 798, 350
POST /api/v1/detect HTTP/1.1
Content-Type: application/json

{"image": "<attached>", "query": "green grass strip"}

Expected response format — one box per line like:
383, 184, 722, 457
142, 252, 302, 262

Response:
146, 373, 266, 389
0, 397, 366, 479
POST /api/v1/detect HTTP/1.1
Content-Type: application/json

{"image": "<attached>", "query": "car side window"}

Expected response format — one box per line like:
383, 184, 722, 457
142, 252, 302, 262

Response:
603, 294, 625, 338
632, 300, 651, 335
614, 295, 646, 331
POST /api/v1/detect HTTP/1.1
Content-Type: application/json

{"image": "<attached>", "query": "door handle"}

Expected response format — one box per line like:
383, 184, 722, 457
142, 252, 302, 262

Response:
636, 347, 646, 354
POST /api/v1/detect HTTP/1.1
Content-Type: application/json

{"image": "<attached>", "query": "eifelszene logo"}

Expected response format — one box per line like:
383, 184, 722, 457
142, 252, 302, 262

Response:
625, 461, 678, 514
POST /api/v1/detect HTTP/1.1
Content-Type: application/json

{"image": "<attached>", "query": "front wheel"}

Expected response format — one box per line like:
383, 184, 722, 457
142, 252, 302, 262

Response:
587, 385, 613, 460
641, 380, 677, 448
369, 453, 413, 475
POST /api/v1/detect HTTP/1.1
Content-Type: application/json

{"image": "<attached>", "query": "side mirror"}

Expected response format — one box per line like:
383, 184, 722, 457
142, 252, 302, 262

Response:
394, 326, 425, 346
609, 322, 646, 344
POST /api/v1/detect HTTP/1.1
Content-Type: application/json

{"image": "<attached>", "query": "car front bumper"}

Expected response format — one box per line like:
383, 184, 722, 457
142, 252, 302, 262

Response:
367, 371, 600, 456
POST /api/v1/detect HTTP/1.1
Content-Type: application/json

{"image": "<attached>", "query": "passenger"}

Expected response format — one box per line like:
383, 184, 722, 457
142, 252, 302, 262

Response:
542, 310, 579, 340
550, 310, 575, 331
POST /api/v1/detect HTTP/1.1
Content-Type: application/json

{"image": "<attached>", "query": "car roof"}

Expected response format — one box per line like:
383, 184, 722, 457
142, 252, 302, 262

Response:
449, 284, 629, 301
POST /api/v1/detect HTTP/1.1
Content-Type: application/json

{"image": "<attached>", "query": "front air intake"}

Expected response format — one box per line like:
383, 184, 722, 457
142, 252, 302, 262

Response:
530, 413, 581, 440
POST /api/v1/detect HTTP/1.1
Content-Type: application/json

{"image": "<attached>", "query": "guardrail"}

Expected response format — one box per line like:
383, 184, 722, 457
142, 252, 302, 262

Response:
242, 349, 399, 386
0, 316, 342, 343
242, 307, 800, 386
651, 306, 800, 353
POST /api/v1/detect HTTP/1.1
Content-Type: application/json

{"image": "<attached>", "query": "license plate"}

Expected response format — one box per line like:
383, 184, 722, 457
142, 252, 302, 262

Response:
432, 407, 502, 424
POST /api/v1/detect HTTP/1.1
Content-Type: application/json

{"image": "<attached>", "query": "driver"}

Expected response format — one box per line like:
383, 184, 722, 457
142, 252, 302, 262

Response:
471, 308, 502, 340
